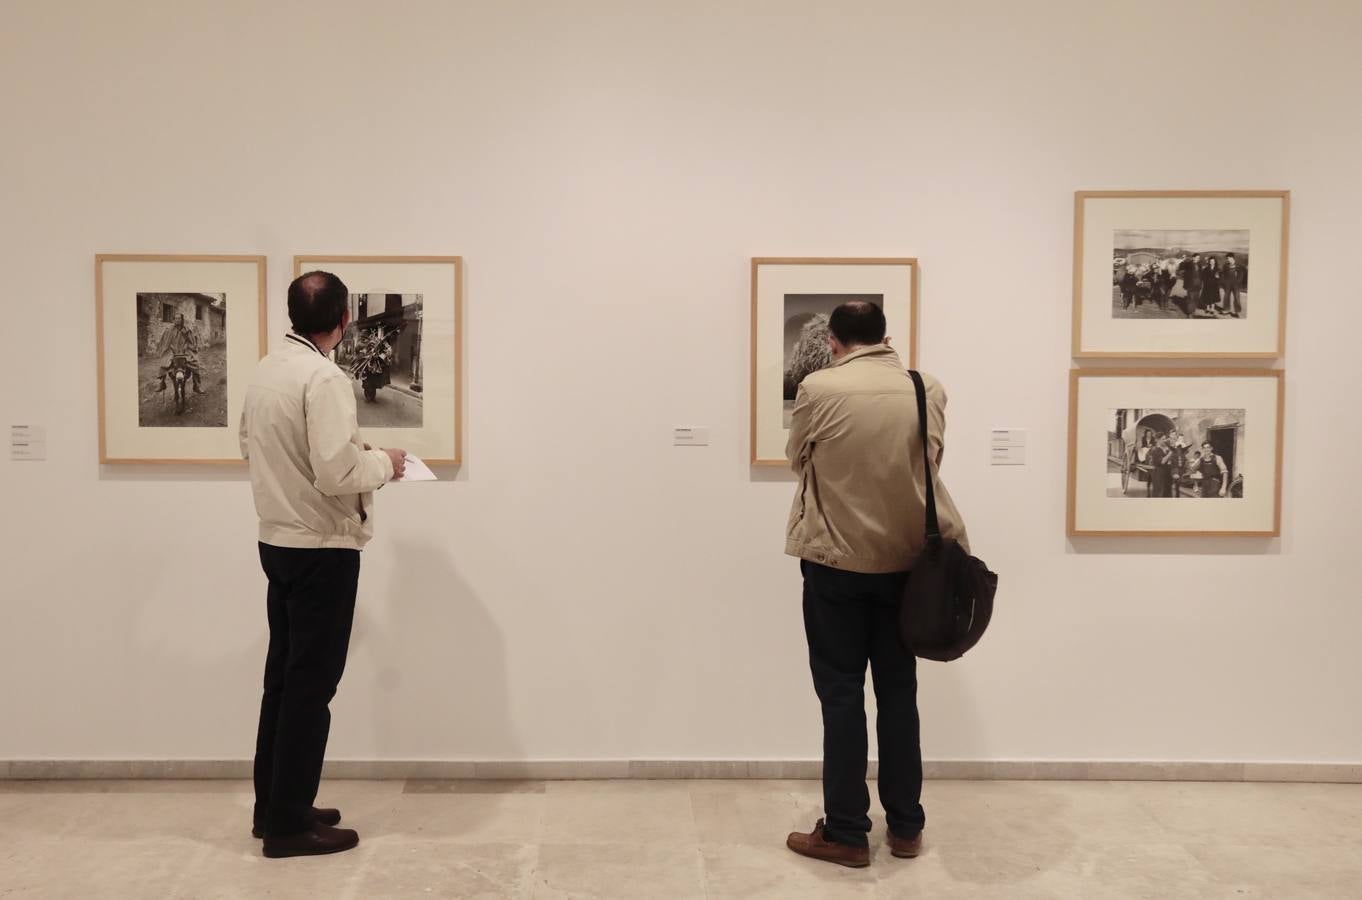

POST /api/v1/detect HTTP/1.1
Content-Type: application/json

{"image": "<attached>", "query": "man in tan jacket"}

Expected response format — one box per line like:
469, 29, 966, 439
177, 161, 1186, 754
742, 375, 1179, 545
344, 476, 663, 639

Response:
783, 300, 968, 868
239, 271, 406, 858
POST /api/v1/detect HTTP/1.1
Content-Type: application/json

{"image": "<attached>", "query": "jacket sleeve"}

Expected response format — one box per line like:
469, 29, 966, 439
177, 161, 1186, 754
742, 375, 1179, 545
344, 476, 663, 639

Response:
925, 376, 971, 551
305, 371, 394, 496
925, 377, 949, 467
238, 406, 250, 461
785, 383, 815, 473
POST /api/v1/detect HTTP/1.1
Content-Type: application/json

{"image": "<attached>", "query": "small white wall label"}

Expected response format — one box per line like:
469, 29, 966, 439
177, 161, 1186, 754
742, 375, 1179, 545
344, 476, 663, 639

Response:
673, 426, 710, 446
11, 425, 46, 461
990, 427, 1026, 466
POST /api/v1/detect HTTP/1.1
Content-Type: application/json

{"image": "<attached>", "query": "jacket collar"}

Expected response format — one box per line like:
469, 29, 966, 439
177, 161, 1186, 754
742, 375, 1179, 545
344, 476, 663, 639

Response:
284, 333, 326, 356
832, 342, 900, 367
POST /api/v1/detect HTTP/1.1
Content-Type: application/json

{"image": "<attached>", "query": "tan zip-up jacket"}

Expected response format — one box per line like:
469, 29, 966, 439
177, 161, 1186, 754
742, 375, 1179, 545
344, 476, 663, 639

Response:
239, 334, 394, 550
785, 344, 969, 574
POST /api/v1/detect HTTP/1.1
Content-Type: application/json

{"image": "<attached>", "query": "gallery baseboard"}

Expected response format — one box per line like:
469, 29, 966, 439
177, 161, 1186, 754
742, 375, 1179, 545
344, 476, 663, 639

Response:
2, 759, 1359, 783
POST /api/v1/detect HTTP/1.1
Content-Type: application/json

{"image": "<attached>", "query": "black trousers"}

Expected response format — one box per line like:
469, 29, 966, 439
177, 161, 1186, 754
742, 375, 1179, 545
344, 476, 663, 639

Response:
801, 560, 924, 847
253, 543, 360, 836
1224, 284, 1242, 315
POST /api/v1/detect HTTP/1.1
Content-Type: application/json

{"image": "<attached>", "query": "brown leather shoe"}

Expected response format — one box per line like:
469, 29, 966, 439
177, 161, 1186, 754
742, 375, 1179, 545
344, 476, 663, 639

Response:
253, 806, 342, 839
786, 818, 870, 868
262, 824, 359, 859
888, 829, 922, 858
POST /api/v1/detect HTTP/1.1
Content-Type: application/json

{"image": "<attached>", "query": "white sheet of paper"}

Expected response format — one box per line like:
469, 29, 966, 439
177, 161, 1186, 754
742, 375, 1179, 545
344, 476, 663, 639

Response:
394, 453, 437, 482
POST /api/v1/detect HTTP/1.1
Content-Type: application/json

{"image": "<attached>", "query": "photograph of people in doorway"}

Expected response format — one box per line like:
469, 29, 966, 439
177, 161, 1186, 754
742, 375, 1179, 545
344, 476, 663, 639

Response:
1106, 408, 1245, 499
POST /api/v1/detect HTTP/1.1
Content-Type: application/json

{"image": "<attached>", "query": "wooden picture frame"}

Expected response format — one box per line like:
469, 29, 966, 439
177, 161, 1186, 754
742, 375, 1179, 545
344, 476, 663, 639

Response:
1072, 191, 1289, 359
95, 253, 267, 464
293, 255, 463, 466
1067, 368, 1285, 537
750, 257, 919, 466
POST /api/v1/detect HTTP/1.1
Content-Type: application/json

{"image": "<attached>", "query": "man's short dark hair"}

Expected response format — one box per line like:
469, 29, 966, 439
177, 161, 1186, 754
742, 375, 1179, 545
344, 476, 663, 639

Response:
828, 300, 886, 347
288, 271, 349, 336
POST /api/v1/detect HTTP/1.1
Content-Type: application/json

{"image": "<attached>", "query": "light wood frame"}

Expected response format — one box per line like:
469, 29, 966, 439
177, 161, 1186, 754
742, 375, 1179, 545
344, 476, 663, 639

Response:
293, 255, 463, 466
95, 253, 268, 465
749, 257, 919, 466
1071, 190, 1290, 359
1066, 368, 1285, 537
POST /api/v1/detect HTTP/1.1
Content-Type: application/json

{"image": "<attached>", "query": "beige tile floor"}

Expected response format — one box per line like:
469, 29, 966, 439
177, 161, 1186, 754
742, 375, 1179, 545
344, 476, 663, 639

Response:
1, 778, 1360, 899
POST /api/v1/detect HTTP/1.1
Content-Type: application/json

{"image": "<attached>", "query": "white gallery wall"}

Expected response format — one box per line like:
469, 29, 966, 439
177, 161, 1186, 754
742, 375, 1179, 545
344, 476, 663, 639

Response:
2, 0, 1360, 767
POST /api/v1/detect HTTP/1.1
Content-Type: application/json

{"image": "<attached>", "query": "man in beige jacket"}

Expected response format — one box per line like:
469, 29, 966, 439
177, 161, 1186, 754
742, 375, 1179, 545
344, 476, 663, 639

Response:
239, 271, 406, 858
783, 300, 968, 868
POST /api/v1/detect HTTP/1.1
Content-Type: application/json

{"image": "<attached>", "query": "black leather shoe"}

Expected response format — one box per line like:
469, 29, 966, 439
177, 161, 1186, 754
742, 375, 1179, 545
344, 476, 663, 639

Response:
253, 806, 342, 839
262, 824, 358, 859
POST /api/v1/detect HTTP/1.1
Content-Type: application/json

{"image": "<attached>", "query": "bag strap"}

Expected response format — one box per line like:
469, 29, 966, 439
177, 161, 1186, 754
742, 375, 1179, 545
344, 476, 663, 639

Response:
908, 370, 942, 545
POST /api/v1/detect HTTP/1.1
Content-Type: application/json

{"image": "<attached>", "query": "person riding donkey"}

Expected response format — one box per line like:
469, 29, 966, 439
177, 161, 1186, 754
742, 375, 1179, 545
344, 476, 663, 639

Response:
155, 313, 204, 394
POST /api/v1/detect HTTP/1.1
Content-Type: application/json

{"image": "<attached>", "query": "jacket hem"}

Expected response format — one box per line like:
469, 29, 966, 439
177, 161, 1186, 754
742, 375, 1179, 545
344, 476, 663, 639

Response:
784, 542, 914, 575
259, 528, 368, 551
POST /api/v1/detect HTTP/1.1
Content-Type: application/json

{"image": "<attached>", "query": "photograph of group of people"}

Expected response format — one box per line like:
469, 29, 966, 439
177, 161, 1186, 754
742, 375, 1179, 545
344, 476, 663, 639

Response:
1107, 407, 1246, 499
1111, 228, 1249, 321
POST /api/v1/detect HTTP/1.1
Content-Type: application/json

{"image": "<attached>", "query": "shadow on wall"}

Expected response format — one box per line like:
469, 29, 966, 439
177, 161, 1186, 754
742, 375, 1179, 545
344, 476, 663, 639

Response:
1067, 535, 1280, 556
351, 539, 518, 769
749, 465, 797, 483
919, 661, 986, 767
98, 465, 250, 482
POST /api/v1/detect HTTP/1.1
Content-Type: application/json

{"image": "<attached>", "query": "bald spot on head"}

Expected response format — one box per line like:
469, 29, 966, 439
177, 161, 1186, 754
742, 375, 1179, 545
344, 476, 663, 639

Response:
828, 298, 887, 347
296, 272, 329, 301
287, 269, 349, 337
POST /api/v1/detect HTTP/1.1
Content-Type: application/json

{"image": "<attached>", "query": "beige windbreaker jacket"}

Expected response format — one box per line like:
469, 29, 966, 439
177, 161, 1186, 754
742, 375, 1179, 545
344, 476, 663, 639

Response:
785, 344, 969, 574
239, 334, 394, 550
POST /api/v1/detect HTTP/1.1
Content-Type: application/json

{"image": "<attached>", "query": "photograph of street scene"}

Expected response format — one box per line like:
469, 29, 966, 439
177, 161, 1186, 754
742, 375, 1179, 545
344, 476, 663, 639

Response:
333, 292, 424, 428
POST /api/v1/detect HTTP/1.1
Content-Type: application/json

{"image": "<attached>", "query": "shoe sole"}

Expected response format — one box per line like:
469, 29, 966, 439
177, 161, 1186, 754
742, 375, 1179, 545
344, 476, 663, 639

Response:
262, 841, 358, 859
253, 829, 341, 839
787, 842, 869, 868
890, 848, 920, 858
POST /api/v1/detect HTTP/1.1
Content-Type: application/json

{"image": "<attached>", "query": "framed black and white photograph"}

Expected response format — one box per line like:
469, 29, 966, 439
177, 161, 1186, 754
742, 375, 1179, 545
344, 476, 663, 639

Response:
336, 293, 424, 430
781, 292, 885, 427
1073, 192, 1288, 358
1068, 369, 1283, 536
751, 258, 917, 465
294, 256, 462, 465
1111, 229, 1249, 321
1105, 407, 1246, 500
135, 293, 228, 427
96, 255, 266, 464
